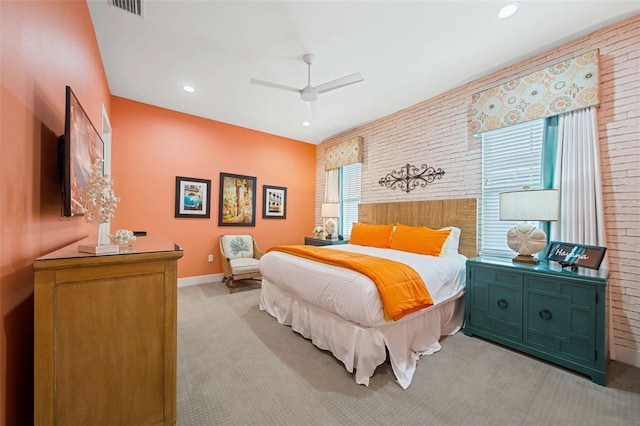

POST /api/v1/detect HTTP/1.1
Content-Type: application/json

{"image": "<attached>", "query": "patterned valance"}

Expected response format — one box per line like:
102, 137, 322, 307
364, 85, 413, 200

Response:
325, 136, 363, 170
470, 50, 599, 134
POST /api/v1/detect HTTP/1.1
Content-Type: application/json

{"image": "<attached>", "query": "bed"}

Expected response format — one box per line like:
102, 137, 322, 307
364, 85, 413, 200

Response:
259, 198, 477, 388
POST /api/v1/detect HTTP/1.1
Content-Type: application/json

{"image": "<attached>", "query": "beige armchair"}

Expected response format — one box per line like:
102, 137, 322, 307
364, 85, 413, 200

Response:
219, 235, 264, 293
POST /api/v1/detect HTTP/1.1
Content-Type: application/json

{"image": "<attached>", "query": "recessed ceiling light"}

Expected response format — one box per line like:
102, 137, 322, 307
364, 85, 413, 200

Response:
183, 85, 195, 93
497, 3, 519, 19
302, 121, 311, 127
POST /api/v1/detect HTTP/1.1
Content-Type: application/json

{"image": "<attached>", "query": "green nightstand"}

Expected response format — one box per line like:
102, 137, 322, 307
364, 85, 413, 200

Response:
464, 256, 609, 385
304, 237, 349, 246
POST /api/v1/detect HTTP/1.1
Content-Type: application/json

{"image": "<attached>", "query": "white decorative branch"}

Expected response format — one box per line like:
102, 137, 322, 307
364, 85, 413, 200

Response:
81, 158, 121, 225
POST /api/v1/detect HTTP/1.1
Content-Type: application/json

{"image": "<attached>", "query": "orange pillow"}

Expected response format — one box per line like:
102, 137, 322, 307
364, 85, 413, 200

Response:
390, 223, 452, 256
349, 223, 394, 248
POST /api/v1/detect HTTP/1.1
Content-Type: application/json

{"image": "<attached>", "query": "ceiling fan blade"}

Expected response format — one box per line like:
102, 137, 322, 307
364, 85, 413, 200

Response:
307, 101, 319, 120
314, 73, 364, 94
250, 78, 301, 94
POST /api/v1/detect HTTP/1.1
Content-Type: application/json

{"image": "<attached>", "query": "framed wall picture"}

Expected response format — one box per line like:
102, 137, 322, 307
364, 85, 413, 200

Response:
545, 241, 607, 270
262, 185, 287, 219
219, 172, 256, 226
175, 176, 211, 218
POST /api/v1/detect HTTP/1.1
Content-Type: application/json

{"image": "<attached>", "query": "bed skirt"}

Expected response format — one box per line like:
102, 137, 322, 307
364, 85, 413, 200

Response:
259, 278, 465, 389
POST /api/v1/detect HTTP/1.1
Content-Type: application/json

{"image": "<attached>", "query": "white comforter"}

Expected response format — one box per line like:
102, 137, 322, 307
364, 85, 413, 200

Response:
259, 244, 467, 327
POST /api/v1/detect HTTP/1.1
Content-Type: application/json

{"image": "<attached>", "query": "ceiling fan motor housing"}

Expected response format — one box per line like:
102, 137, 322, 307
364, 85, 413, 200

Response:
303, 53, 315, 65
300, 86, 318, 102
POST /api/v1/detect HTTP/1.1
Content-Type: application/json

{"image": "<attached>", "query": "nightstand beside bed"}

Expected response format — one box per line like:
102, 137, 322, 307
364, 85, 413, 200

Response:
464, 256, 609, 385
304, 237, 349, 246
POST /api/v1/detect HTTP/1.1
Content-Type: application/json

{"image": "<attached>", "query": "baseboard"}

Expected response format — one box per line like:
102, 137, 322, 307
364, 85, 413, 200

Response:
178, 273, 223, 288
613, 344, 640, 368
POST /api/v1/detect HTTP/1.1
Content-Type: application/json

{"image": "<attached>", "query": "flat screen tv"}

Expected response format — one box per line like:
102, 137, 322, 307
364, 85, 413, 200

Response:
58, 86, 104, 217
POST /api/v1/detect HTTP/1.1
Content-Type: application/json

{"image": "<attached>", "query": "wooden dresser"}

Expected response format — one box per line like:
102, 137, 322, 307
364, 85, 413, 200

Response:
33, 234, 183, 425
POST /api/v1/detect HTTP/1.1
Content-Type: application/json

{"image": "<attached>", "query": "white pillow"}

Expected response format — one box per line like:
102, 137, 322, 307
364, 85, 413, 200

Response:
439, 226, 461, 254
221, 235, 254, 259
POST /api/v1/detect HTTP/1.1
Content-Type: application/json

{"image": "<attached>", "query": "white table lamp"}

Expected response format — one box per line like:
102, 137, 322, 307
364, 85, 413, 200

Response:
321, 203, 340, 240
499, 189, 559, 264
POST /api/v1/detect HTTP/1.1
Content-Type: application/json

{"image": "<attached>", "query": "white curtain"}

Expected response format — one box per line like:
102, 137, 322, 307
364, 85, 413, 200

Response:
550, 106, 612, 359
324, 169, 340, 203
550, 106, 606, 248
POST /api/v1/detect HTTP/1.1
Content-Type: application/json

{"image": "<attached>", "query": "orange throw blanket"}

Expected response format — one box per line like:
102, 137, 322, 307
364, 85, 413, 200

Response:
268, 245, 433, 321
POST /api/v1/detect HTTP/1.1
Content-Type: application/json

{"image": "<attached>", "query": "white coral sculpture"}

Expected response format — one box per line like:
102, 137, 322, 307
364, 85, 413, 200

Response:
109, 229, 136, 245
81, 158, 120, 225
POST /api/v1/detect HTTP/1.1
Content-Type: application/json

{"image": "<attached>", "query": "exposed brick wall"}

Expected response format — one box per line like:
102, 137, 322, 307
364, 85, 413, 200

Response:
317, 14, 640, 366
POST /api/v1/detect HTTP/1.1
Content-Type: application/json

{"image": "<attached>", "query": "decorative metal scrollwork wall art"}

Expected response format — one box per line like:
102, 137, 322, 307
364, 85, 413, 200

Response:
378, 163, 445, 193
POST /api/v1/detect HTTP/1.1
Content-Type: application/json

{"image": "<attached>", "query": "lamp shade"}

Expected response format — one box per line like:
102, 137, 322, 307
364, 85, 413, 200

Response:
499, 189, 559, 221
321, 202, 340, 218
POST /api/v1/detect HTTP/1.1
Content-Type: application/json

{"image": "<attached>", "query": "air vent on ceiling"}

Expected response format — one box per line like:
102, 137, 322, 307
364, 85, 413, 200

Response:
110, 0, 143, 17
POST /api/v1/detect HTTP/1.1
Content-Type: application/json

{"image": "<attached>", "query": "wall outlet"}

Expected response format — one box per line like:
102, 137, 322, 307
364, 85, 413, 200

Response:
208, 254, 214, 262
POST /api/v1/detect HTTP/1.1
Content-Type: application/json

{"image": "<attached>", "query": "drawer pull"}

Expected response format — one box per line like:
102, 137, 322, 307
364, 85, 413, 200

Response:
539, 309, 552, 320
497, 298, 508, 309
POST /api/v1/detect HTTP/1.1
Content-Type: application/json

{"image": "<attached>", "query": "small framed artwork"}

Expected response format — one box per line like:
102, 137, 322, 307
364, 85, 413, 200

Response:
175, 176, 211, 218
263, 185, 287, 219
545, 241, 607, 271
219, 172, 257, 226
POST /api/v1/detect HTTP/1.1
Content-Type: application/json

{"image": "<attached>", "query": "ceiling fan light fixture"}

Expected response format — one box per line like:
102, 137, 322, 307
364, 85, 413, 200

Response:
497, 3, 519, 19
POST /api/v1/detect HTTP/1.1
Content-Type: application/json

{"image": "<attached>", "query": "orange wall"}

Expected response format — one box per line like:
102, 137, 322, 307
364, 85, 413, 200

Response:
109, 97, 316, 279
0, 0, 314, 420
0, 0, 111, 424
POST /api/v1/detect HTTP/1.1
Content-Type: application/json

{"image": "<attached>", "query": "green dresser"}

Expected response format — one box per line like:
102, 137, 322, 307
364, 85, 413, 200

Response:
464, 256, 609, 385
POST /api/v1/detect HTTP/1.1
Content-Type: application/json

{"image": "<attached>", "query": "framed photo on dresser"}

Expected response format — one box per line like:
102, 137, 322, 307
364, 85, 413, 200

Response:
545, 241, 607, 270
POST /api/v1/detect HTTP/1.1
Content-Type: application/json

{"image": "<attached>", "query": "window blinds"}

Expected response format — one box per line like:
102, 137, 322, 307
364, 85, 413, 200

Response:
340, 163, 361, 238
481, 119, 545, 257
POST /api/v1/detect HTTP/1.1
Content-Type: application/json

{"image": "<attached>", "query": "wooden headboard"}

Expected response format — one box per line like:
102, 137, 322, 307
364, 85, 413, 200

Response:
358, 198, 478, 259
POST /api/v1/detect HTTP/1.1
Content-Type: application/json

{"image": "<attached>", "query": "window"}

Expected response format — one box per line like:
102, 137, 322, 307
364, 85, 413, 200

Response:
481, 119, 545, 257
339, 163, 361, 238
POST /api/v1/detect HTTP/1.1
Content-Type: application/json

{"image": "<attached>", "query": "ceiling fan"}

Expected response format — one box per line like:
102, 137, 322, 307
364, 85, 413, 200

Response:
250, 54, 364, 119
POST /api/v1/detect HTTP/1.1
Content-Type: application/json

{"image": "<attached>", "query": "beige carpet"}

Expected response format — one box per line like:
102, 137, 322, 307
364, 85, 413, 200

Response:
177, 282, 640, 425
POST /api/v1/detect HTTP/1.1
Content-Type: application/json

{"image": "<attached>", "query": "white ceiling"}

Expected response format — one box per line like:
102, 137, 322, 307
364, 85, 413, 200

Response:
87, 1, 640, 145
